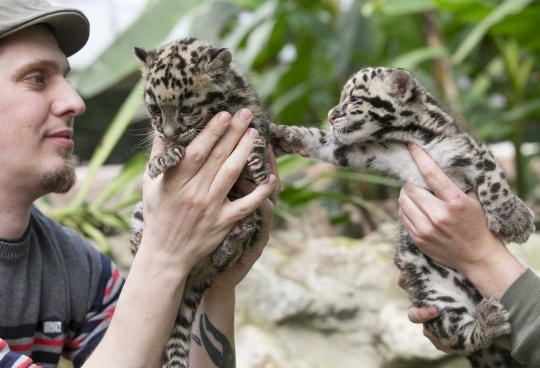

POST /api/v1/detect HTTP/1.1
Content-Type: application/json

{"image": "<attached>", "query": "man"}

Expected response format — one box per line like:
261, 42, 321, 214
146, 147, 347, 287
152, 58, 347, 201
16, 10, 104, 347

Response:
0, 1, 278, 367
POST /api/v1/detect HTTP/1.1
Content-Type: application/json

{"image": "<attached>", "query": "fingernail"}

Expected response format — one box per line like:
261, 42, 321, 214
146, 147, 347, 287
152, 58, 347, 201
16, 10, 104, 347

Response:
219, 111, 231, 123
248, 128, 258, 138
408, 142, 417, 150
429, 307, 438, 316
268, 174, 276, 184
239, 108, 252, 121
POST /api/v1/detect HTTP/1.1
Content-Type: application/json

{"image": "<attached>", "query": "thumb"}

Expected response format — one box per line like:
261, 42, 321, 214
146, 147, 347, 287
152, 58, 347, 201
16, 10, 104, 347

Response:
150, 130, 166, 156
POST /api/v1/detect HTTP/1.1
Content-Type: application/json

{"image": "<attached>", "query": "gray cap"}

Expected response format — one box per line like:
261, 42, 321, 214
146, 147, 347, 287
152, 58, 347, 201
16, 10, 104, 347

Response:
0, 0, 89, 57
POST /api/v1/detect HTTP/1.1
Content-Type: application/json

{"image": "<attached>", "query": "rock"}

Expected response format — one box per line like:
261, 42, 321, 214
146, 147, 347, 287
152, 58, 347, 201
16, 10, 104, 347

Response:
235, 228, 468, 367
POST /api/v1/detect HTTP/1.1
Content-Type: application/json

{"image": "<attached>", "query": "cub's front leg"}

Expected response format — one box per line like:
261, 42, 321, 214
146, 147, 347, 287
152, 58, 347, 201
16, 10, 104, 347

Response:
270, 123, 371, 170
271, 124, 343, 163
147, 143, 185, 179
470, 148, 535, 244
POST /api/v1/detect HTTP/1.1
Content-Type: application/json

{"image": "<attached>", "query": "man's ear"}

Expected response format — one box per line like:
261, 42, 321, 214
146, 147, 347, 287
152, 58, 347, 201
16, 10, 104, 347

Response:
389, 69, 417, 102
134, 47, 150, 64
208, 48, 232, 71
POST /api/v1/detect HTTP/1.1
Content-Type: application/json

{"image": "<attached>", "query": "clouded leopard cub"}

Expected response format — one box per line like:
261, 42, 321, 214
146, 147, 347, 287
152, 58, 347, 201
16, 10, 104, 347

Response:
130, 37, 276, 368
272, 67, 535, 368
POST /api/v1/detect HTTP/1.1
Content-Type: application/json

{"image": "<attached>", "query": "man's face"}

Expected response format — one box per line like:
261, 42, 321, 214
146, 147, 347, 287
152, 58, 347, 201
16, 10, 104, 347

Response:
0, 25, 86, 197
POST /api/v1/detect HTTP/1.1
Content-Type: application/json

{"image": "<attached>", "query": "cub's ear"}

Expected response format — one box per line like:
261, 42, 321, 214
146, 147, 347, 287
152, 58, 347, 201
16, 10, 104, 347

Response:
208, 48, 232, 71
134, 47, 150, 64
389, 69, 417, 102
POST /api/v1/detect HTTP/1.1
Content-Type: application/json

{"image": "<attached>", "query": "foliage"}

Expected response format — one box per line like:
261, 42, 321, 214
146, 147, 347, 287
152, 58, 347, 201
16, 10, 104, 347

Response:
46, 0, 540, 244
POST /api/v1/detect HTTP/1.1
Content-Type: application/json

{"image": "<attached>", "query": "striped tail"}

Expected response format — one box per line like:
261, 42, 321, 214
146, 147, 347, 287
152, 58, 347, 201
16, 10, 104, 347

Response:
163, 273, 214, 368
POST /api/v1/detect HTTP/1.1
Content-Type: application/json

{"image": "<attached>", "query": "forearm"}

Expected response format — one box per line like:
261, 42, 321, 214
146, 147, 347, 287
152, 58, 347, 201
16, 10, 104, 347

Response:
83, 243, 190, 368
459, 241, 526, 300
189, 287, 236, 368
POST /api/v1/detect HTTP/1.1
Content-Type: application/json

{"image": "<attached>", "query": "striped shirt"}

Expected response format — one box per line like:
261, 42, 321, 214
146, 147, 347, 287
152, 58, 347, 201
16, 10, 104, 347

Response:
0, 207, 125, 368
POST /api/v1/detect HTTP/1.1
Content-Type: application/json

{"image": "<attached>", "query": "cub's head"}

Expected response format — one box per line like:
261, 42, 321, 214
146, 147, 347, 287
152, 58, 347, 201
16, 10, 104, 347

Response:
135, 38, 232, 143
328, 67, 424, 144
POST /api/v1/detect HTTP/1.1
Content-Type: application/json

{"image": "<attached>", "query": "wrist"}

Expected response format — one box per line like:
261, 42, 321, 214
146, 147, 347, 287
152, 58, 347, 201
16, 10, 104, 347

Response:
459, 245, 526, 300
136, 236, 196, 280
204, 284, 236, 303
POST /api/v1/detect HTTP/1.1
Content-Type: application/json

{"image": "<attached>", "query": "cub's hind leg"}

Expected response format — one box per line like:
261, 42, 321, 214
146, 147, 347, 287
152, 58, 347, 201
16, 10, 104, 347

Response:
395, 226, 511, 356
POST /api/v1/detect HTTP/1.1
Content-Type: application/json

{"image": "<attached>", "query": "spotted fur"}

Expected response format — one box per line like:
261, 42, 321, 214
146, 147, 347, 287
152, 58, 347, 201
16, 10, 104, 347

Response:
130, 37, 276, 368
271, 67, 535, 368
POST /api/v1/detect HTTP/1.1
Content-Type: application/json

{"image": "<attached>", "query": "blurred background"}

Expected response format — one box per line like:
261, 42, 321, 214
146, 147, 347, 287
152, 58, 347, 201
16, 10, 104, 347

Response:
42, 1, 540, 367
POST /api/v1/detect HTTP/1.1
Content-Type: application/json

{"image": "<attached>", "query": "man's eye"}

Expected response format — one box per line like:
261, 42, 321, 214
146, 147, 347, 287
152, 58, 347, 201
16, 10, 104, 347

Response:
180, 105, 194, 115
27, 74, 45, 86
149, 104, 161, 115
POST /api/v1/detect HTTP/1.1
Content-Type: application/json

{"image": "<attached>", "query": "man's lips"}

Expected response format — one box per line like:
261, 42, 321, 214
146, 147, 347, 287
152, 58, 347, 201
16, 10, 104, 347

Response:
45, 130, 74, 150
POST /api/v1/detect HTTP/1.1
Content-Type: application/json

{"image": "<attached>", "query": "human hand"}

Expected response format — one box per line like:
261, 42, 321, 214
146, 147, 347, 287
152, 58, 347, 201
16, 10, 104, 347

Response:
397, 273, 455, 354
398, 143, 506, 274
398, 143, 525, 299
139, 109, 277, 273
209, 144, 281, 294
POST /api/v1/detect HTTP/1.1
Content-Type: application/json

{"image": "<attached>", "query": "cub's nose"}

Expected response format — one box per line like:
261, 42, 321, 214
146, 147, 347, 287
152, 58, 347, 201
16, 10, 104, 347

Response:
328, 112, 338, 125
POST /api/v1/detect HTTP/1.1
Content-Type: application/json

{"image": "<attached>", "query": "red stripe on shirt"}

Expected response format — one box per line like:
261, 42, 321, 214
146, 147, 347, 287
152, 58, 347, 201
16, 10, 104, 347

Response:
10, 344, 32, 352
103, 268, 120, 298
15, 359, 34, 368
33, 338, 64, 347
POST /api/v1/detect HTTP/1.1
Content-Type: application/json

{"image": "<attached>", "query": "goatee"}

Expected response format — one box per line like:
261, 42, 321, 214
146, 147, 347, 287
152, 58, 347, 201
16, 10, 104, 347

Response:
39, 150, 77, 193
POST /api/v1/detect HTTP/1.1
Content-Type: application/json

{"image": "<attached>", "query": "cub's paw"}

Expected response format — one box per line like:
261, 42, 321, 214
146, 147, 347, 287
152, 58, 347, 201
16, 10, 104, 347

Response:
129, 232, 142, 256
476, 298, 511, 342
211, 218, 257, 270
147, 145, 184, 179
486, 196, 535, 244
247, 138, 270, 184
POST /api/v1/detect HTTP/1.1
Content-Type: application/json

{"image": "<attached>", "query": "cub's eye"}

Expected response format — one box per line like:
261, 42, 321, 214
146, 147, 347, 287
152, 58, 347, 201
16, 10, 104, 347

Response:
180, 105, 194, 115
349, 96, 360, 103
149, 104, 161, 115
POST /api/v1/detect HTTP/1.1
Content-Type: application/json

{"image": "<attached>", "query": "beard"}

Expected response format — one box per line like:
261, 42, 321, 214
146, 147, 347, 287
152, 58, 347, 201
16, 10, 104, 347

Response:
39, 150, 77, 194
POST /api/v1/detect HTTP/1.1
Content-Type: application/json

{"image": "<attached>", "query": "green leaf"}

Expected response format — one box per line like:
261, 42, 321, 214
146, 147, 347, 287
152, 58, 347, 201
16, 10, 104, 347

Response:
452, 0, 534, 64
378, 0, 434, 15
390, 47, 448, 70
80, 222, 112, 256
271, 80, 316, 116
189, 1, 242, 42
91, 151, 146, 209
276, 155, 314, 178
237, 19, 277, 68
69, 0, 203, 98
223, 0, 278, 50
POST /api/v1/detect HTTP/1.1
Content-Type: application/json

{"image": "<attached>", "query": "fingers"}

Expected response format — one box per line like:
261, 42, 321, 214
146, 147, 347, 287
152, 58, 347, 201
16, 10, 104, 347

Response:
172, 111, 232, 179
150, 131, 166, 156
397, 272, 407, 290
223, 174, 276, 224
210, 128, 258, 197
407, 306, 439, 324
423, 329, 455, 354
199, 109, 253, 181
408, 143, 463, 202
399, 186, 432, 236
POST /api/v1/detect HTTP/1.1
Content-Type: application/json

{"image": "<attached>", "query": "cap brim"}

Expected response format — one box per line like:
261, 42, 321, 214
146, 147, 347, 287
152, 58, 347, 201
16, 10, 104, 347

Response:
1, 10, 89, 57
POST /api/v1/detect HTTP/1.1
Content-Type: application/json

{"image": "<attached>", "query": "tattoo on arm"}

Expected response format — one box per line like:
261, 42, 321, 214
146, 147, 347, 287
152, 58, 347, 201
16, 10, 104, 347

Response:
194, 313, 235, 368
